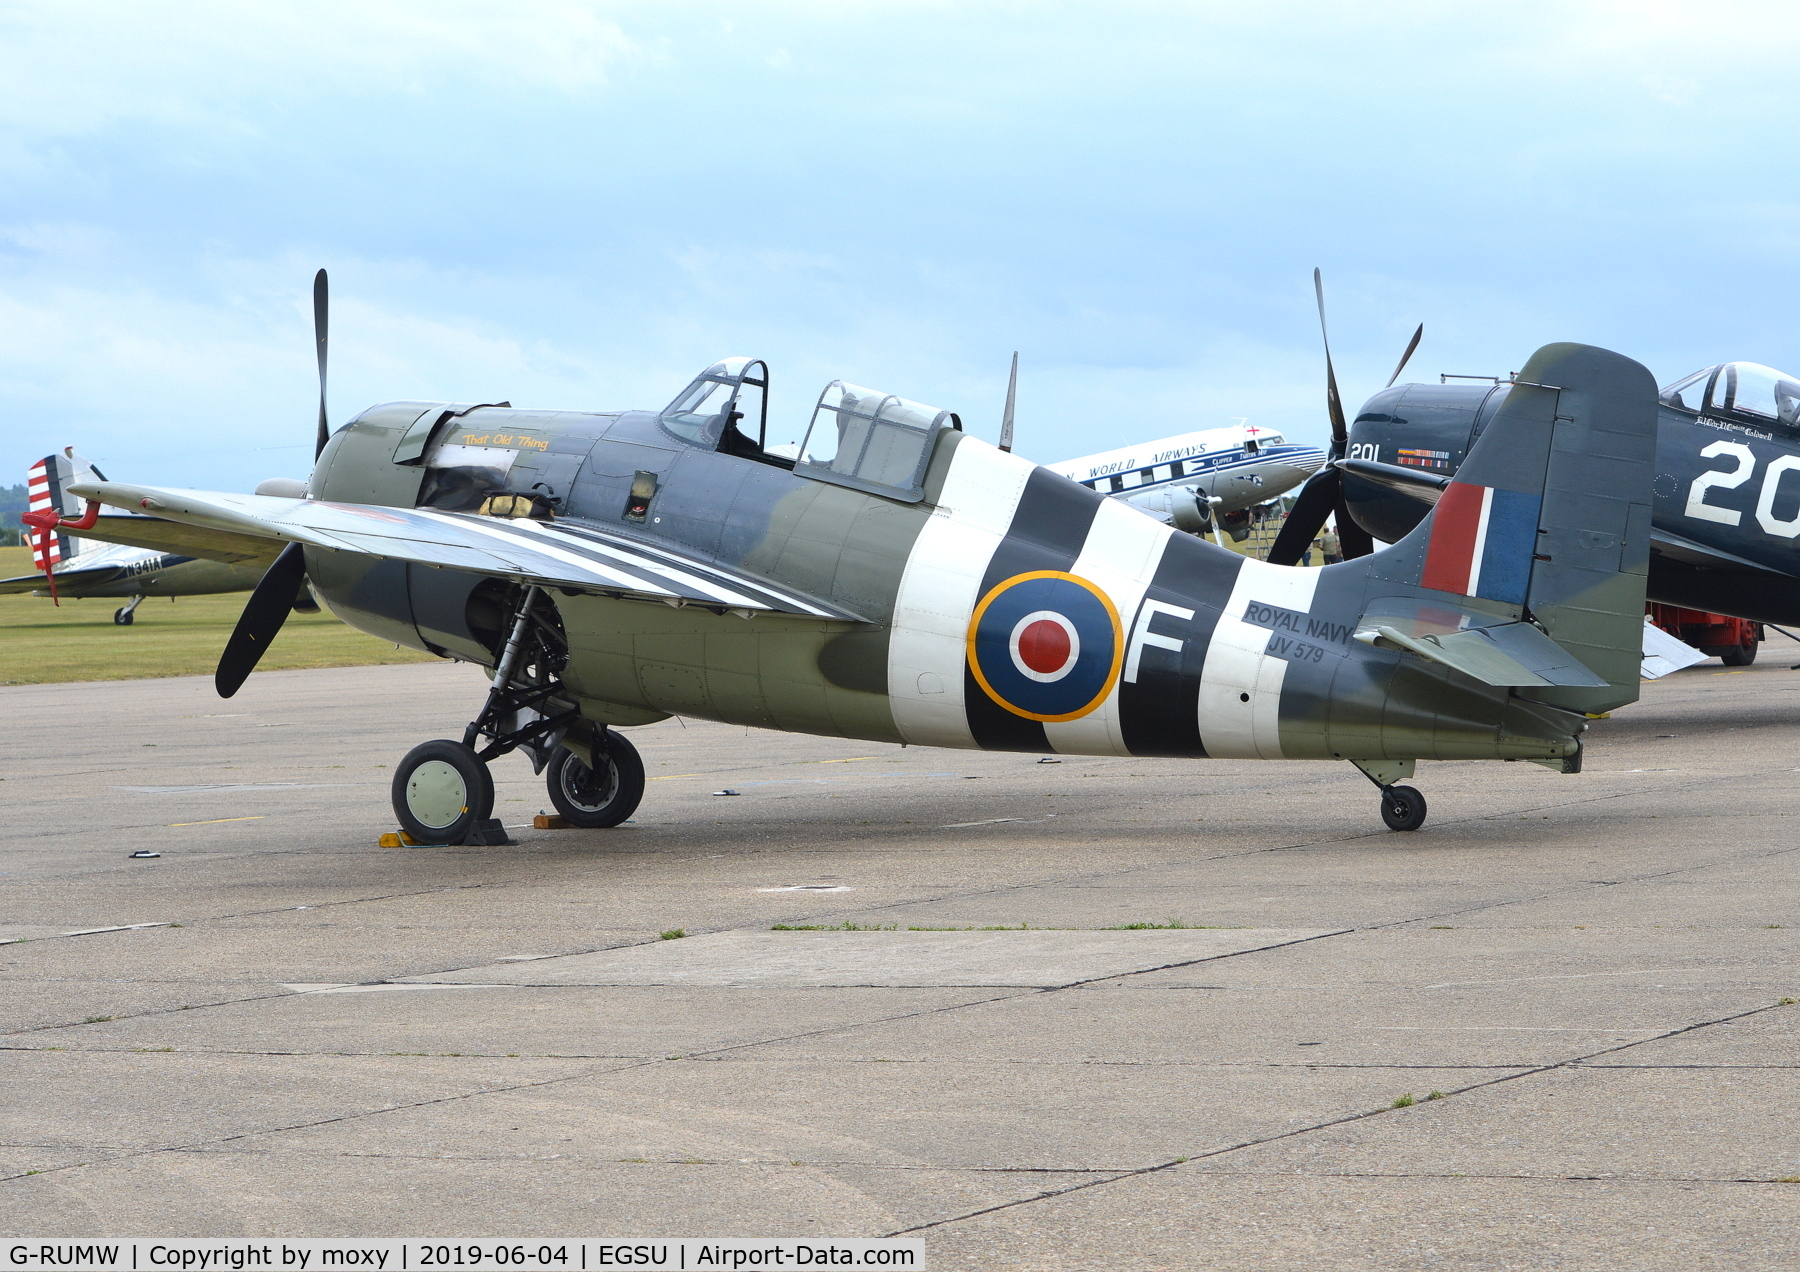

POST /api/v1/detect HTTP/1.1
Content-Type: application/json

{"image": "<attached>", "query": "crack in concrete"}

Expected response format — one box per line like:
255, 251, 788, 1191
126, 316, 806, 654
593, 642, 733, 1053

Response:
886, 998, 1798, 1236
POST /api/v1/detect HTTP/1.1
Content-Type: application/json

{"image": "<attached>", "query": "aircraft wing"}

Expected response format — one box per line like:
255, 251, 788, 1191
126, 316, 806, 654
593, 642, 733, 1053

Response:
1649, 526, 1775, 574
1336, 457, 1450, 503
71, 513, 285, 567
0, 564, 133, 594
68, 481, 864, 621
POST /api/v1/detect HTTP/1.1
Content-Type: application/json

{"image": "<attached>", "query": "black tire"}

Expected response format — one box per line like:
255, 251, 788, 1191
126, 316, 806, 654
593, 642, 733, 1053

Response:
391, 739, 494, 845
1381, 784, 1428, 832
114, 608, 133, 626
546, 732, 645, 828
1721, 637, 1758, 667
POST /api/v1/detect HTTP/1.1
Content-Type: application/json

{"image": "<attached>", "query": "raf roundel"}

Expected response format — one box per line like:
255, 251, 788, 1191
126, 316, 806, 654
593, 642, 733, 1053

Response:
967, 571, 1124, 722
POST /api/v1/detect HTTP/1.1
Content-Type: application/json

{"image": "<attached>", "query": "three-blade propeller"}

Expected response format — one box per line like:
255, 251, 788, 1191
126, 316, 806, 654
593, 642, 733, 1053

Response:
216, 269, 329, 699
1266, 269, 1421, 567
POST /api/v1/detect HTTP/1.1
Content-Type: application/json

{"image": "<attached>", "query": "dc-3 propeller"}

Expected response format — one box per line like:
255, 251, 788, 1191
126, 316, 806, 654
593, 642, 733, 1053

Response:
215, 269, 330, 698
1265, 269, 1422, 567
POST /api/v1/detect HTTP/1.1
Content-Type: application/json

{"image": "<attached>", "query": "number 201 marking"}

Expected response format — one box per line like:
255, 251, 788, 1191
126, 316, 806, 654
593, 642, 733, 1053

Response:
1685, 440, 1800, 537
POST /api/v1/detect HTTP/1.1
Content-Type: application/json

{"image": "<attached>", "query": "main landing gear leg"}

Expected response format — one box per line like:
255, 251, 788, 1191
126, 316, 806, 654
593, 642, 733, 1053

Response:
113, 595, 145, 626
390, 583, 580, 846
1348, 759, 1427, 832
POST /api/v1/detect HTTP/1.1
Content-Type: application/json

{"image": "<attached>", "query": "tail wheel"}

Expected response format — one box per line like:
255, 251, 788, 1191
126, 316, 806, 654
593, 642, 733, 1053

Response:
546, 732, 645, 828
1380, 784, 1428, 832
391, 739, 494, 845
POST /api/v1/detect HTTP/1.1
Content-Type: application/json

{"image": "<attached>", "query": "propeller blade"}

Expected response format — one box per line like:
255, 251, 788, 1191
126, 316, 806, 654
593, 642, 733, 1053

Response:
1334, 484, 1376, 559
999, 352, 1018, 453
313, 269, 330, 459
216, 541, 307, 698
1266, 468, 1342, 566
1385, 323, 1424, 388
1313, 268, 1349, 452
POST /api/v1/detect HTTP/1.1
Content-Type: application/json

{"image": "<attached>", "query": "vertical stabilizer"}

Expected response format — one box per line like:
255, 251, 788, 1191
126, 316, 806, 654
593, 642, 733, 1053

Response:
1518, 345, 1659, 711
1372, 343, 1659, 715
25, 453, 76, 571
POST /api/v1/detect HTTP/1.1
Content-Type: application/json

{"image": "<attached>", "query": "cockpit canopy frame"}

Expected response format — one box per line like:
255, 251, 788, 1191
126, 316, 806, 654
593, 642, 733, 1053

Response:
1662, 362, 1800, 432
660, 357, 770, 450
794, 381, 960, 503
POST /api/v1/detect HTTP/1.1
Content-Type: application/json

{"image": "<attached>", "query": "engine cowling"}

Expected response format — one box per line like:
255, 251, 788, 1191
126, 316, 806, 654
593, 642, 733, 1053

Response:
1122, 486, 1212, 534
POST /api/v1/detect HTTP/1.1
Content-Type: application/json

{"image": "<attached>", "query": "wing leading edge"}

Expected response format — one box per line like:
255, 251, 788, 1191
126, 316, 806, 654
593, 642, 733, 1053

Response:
68, 482, 864, 621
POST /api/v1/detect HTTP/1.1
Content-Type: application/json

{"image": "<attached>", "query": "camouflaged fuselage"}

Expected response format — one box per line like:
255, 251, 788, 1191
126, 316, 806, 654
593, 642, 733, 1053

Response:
304, 341, 1658, 765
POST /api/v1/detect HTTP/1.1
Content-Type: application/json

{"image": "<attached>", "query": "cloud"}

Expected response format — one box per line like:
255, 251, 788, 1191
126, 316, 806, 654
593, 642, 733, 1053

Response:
6, 0, 1800, 493
0, 0, 644, 140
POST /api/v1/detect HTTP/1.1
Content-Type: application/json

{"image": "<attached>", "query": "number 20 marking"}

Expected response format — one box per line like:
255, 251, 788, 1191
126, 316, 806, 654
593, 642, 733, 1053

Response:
1685, 440, 1800, 537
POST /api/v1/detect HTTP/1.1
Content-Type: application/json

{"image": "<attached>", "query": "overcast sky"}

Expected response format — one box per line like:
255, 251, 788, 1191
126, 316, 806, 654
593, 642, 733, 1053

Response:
5, 0, 1800, 490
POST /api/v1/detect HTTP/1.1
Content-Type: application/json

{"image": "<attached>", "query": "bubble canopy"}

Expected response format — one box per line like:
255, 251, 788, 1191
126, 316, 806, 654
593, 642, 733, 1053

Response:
658, 359, 961, 495
1662, 362, 1800, 429
795, 382, 961, 502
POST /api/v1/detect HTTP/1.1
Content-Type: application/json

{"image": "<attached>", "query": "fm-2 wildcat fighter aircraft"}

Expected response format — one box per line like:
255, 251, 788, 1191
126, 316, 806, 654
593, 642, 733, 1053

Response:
3, 450, 272, 622
1269, 274, 1800, 648
42, 273, 1658, 844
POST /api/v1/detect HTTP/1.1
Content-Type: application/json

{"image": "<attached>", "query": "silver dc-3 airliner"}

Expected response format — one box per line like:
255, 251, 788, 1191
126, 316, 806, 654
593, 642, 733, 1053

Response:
1048, 425, 1327, 539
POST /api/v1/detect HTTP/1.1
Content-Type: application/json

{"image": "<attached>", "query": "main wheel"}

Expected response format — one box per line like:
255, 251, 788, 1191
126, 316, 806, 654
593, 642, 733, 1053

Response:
1380, 784, 1428, 832
1721, 633, 1758, 666
113, 607, 134, 626
391, 739, 494, 845
546, 732, 645, 828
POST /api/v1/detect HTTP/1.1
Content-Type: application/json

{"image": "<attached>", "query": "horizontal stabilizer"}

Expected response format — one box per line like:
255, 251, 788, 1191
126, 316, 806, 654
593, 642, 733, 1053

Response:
1355, 620, 1609, 688
1640, 617, 1709, 680
68, 481, 863, 621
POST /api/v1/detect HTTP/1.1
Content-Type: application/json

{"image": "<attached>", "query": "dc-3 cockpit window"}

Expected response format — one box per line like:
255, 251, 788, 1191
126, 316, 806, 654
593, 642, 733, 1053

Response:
794, 382, 960, 503
660, 357, 771, 455
1663, 362, 1800, 429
